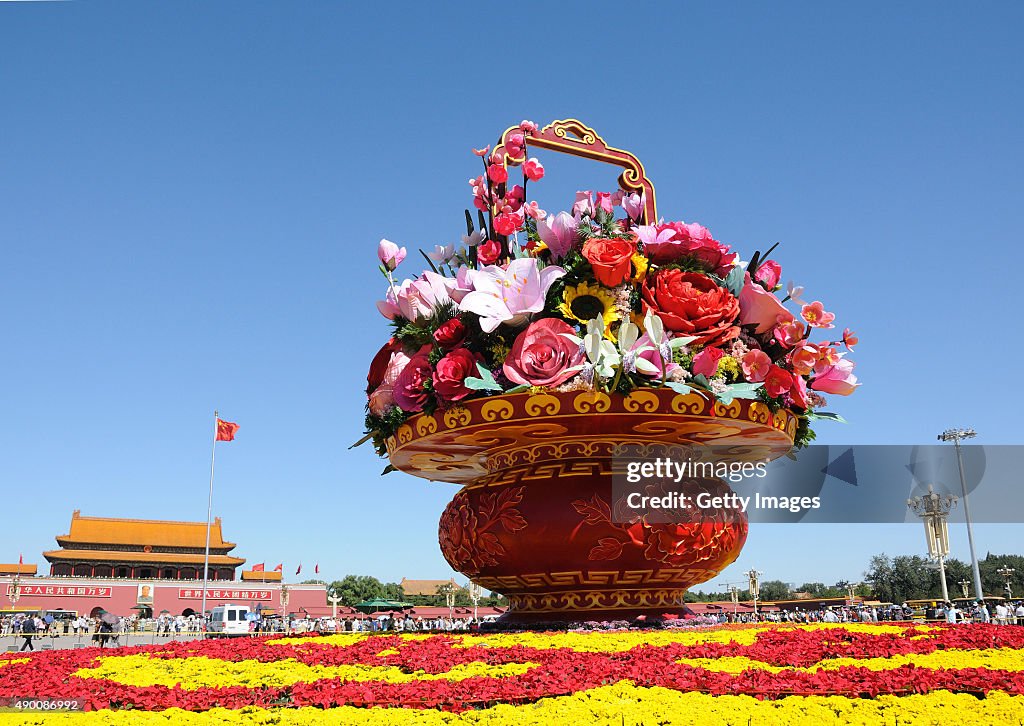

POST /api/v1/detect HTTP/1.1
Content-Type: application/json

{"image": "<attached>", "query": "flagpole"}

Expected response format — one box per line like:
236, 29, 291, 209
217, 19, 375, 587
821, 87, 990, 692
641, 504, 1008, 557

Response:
200, 410, 218, 632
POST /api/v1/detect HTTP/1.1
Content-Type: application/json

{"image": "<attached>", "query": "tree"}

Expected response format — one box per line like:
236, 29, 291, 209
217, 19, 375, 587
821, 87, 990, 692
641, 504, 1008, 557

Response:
326, 575, 404, 606
759, 580, 791, 601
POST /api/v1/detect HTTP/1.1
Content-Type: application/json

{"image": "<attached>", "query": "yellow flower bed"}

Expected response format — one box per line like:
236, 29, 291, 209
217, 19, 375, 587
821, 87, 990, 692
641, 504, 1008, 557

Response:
3, 685, 1023, 725
678, 647, 1024, 674
72, 654, 537, 689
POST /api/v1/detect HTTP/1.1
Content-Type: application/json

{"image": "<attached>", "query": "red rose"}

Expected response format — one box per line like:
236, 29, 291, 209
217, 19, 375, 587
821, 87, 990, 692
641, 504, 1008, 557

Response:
503, 318, 584, 387
433, 318, 467, 349
641, 269, 740, 346
432, 348, 482, 402
392, 349, 432, 412
366, 338, 402, 394
582, 237, 636, 287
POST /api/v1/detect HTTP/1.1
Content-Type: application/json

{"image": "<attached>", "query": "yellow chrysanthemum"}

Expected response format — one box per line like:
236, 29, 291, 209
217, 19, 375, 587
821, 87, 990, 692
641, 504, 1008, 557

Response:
631, 252, 649, 282
717, 355, 741, 380
559, 281, 619, 338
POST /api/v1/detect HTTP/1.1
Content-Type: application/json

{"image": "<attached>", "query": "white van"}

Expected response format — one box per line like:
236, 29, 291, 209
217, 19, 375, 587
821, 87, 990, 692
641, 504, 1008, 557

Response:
207, 604, 252, 636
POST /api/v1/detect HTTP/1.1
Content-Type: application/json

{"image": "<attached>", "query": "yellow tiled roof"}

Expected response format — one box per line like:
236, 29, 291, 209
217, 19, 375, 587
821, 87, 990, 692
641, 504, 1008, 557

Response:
241, 570, 282, 581
42, 549, 244, 566
399, 577, 457, 596
0, 564, 37, 575
55, 510, 235, 550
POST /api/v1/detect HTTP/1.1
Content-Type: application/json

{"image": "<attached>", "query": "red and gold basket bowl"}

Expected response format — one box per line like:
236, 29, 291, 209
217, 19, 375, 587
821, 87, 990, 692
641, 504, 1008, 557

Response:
386, 389, 796, 622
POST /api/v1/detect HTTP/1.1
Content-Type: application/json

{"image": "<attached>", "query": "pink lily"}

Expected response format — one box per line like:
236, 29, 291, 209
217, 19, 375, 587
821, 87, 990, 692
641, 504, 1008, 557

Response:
459, 258, 565, 333
377, 239, 406, 272
810, 358, 859, 396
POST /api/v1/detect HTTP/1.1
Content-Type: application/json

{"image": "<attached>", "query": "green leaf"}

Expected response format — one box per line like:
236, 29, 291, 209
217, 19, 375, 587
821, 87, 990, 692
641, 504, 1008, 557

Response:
381, 464, 397, 476
506, 384, 531, 394
691, 374, 711, 389
463, 363, 504, 392
723, 264, 745, 297
716, 382, 763, 405
465, 209, 475, 236
349, 432, 374, 449
666, 382, 693, 395
806, 411, 848, 423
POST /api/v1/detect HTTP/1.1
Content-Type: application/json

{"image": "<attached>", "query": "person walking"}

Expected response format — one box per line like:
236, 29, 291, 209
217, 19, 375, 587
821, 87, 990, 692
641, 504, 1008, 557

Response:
19, 615, 36, 651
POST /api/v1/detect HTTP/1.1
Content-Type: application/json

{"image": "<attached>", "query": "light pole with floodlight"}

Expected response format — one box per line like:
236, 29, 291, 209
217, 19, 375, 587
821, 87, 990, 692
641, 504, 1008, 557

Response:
938, 428, 983, 601
746, 570, 762, 618
997, 566, 1015, 600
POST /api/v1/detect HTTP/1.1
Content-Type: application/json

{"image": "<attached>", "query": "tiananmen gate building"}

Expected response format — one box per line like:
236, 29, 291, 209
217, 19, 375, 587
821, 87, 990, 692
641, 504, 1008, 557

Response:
2, 511, 326, 619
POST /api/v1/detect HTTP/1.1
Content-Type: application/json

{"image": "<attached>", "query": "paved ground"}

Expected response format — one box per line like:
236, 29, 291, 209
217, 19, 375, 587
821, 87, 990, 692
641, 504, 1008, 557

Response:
3, 632, 212, 652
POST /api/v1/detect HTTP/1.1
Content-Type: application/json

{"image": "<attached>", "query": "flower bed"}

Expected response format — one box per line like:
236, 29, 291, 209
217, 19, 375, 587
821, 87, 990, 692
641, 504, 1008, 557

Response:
2, 623, 1024, 723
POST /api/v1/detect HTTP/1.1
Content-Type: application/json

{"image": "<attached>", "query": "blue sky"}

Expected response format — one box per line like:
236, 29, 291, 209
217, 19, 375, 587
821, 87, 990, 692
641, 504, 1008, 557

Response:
1, 2, 1021, 592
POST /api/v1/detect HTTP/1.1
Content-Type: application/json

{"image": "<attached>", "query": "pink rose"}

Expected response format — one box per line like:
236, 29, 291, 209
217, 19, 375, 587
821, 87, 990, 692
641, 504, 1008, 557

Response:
503, 318, 584, 387
755, 260, 781, 289
692, 347, 725, 377
741, 350, 772, 383
432, 348, 482, 402
392, 348, 433, 412
739, 273, 790, 334
811, 358, 859, 396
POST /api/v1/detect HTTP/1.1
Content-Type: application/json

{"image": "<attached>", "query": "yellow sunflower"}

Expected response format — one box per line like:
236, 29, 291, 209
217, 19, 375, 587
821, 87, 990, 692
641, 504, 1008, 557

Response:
559, 281, 619, 338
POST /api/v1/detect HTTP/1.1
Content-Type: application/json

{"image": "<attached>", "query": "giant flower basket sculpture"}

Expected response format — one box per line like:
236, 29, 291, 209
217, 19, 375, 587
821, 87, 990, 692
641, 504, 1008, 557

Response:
363, 120, 859, 622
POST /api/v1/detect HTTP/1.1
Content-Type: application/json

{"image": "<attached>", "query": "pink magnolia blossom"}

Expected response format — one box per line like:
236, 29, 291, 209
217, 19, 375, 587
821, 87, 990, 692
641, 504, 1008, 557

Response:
692, 347, 725, 377
377, 239, 406, 271
573, 190, 595, 217
622, 192, 645, 222
741, 350, 772, 382
801, 300, 836, 329
635, 224, 677, 258
755, 260, 781, 289
738, 273, 790, 334
523, 157, 544, 181
810, 358, 859, 396
523, 201, 547, 221
368, 347, 413, 416
537, 211, 579, 261
459, 257, 565, 333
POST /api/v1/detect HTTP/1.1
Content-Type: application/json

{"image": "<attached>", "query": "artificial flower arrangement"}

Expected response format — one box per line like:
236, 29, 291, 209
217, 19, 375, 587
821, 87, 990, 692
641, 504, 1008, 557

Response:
363, 120, 858, 460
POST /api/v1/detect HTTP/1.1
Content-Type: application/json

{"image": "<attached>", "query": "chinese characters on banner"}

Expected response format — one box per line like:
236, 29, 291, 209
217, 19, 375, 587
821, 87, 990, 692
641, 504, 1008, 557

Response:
6, 585, 112, 597
178, 589, 272, 600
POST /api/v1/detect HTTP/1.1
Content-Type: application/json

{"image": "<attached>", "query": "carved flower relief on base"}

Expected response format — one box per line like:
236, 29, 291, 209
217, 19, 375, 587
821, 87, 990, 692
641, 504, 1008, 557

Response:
439, 486, 528, 576
572, 478, 747, 569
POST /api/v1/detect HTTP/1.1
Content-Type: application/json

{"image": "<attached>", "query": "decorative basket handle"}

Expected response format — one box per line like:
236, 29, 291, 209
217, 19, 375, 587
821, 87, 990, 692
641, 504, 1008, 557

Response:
496, 119, 658, 224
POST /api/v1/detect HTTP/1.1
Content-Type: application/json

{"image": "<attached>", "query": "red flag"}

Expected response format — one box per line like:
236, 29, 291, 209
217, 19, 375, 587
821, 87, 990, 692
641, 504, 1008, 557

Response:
251, 563, 265, 572
216, 418, 240, 441
273, 563, 283, 572
296, 563, 302, 575
18, 553, 23, 566
314, 563, 319, 574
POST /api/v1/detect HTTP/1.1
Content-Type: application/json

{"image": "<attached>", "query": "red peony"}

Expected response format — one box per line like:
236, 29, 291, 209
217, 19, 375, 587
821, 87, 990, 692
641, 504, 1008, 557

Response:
433, 317, 467, 349
432, 348, 482, 402
582, 236, 636, 287
641, 269, 740, 346
503, 318, 584, 387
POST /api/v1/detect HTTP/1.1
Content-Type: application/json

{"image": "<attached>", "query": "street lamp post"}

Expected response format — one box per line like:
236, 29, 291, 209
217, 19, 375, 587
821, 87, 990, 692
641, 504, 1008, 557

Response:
997, 566, 1015, 600
328, 592, 342, 620
907, 485, 957, 602
746, 570, 762, 618
467, 582, 482, 623
958, 578, 971, 599
938, 427, 983, 601
280, 584, 290, 635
